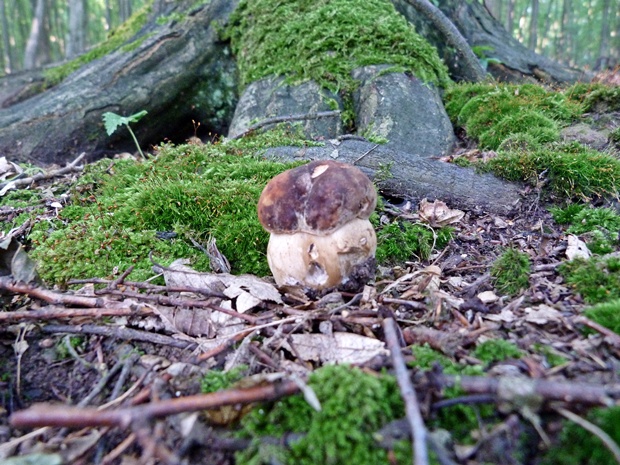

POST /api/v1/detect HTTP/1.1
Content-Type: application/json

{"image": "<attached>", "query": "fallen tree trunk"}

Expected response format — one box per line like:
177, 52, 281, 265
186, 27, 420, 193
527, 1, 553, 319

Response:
264, 139, 522, 214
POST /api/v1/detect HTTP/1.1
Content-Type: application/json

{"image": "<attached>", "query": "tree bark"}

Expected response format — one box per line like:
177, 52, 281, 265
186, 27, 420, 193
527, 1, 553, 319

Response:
528, 0, 539, 51
596, 0, 611, 70
0, 0, 11, 73
66, 0, 87, 59
23, 0, 46, 70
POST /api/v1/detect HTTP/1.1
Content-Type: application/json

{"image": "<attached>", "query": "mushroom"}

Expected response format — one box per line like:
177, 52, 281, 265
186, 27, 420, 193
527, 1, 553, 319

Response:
257, 160, 377, 290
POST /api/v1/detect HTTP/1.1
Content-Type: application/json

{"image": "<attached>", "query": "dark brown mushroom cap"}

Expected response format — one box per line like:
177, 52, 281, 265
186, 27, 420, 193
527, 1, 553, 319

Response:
257, 160, 377, 235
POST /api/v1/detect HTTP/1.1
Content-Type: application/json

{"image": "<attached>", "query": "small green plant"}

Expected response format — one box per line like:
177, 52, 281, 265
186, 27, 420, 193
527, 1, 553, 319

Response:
471, 45, 501, 71
532, 343, 568, 367
541, 406, 620, 465
490, 248, 530, 296
375, 221, 452, 264
560, 257, 620, 304
583, 299, 620, 335
103, 110, 148, 158
201, 365, 249, 393
237, 365, 404, 465
473, 339, 523, 364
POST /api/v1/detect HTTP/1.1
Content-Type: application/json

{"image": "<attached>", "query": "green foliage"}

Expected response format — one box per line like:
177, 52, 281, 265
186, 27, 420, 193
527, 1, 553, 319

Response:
472, 339, 523, 364
27, 128, 312, 285
225, 0, 451, 93
583, 300, 620, 335
482, 143, 620, 200
565, 83, 620, 112
103, 110, 148, 158
444, 83, 581, 149
541, 407, 620, 465
237, 365, 404, 465
375, 221, 452, 264
201, 365, 249, 393
560, 257, 620, 305
531, 344, 568, 367
490, 248, 530, 296
610, 127, 620, 147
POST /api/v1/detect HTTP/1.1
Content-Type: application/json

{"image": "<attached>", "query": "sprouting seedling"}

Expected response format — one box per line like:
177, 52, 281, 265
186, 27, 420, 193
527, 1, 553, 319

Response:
102, 110, 148, 158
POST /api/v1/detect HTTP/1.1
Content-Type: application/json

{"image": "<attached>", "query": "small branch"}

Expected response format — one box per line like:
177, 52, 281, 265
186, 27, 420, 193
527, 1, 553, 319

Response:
0, 152, 85, 191
0, 305, 155, 323
402, 0, 487, 82
574, 316, 620, 347
11, 380, 300, 429
383, 317, 429, 465
231, 110, 341, 139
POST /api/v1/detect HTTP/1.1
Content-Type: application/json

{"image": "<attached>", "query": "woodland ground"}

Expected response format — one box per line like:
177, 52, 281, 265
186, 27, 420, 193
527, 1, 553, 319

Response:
0, 96, 620, 465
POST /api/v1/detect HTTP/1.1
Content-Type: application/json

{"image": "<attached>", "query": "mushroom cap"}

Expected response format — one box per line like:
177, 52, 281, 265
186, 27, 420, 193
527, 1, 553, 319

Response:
257, 160, 377, 235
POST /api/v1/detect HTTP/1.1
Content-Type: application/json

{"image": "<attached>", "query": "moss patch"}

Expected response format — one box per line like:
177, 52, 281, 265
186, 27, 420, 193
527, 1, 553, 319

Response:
444, 83, 581, 150
225, 0, 451, 94
490, 248, 530, 296
541, 406, 620, 465
583, 300, 620, 335
560, 257, 620, 305
236, 365, 404, 465
374, 220, 452, 264
27, 128, 315, 285
473, 339, 523, 364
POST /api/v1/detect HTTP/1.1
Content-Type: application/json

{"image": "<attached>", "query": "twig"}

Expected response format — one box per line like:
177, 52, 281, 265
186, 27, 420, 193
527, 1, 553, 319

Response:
555, 407, 620, 464
0, 305, 156, 322
353, 144, 379, 164
383, 317, 429, 465
10, 380, 301, 429
0, 152, 86, 191
41, 324, 198, 350
231, 110, 341, 139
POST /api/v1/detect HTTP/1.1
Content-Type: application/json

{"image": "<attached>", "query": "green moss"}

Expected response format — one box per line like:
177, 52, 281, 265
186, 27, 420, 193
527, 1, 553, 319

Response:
531, 343, 568, 367
26, 128, 314, 285
225, 0, 451, 93
490, 248, 530, 296
43, 2, 152, 86
550, 205, 620, 254
482, 143, 620, 200
560, 257, 620, 305
444, 83, 581, 148
472, 339, 522, 364
201, 365, 249, 393
610, 127, 620, 147
541, 407, 620, 465
583, 300, 620, 335
237, 365, 404, 465
565, 82, 620, 112
375, 221, 452, 264
410, 345, 489, 442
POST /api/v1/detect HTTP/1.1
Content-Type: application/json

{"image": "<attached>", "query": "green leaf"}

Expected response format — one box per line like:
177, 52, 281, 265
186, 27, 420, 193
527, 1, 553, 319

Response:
102, 112, 126, 136
102, 110, 148, 136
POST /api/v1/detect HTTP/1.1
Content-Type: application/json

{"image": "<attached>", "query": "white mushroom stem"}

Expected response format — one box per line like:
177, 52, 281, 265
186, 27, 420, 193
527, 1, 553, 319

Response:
266, 218, 377, 289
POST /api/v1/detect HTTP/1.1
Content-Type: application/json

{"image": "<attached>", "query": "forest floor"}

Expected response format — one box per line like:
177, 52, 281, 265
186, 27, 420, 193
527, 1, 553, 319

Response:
0, 141, 619, 465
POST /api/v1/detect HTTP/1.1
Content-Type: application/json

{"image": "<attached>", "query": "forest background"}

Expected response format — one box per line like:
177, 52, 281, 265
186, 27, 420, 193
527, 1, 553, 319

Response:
1, 0, 618, 76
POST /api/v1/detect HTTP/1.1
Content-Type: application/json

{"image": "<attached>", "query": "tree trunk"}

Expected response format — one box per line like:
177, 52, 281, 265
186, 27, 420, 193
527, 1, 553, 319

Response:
596, 0, 611, 70
0, 0, 11, 73
393, 0, 587, 83
66, 0, 86, 59
528, 0, 539, 51
119, 0, 132, 23
23, 0, 46, 69
504, 0, 514, 34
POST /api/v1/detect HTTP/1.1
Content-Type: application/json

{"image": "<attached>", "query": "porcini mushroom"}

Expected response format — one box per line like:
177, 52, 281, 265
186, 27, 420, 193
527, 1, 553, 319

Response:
257, 160, 377, 290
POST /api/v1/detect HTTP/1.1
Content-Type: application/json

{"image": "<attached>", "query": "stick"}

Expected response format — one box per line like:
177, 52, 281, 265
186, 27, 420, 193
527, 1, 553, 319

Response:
383, 317, 429, 465
0, 152, 86, 191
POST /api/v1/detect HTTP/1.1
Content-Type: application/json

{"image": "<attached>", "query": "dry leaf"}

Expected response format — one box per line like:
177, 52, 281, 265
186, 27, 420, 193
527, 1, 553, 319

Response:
524, 305, 562, 325
418, 198, 464, 227
282, 332, 387, 364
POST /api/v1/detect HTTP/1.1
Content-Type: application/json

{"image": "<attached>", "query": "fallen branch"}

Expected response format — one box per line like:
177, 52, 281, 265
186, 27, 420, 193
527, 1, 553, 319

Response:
383, 317, 429, 465
0, 152, 85, 191
10, 380, 300, 429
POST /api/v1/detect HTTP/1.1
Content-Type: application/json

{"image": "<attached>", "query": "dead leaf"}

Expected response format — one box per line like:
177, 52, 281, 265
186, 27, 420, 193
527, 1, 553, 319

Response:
0, 156, 22, 181
566, 234, 591, 260
418, 199, 464, 227
282, 332, 387, 364
524, 305, 562, 325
